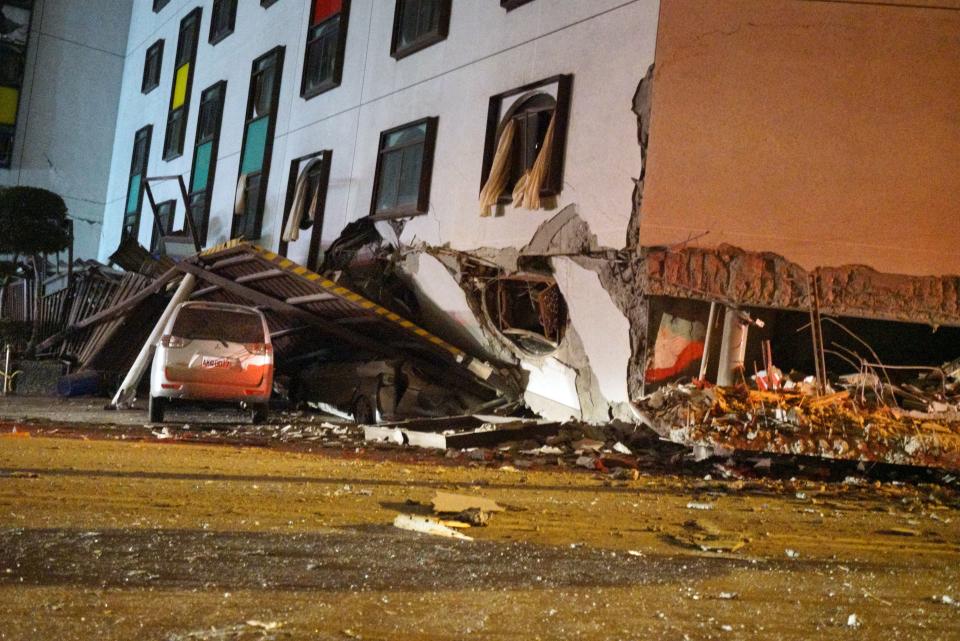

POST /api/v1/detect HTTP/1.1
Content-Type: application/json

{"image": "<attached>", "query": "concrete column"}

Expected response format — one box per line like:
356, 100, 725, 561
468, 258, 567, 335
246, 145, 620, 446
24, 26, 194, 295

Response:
716, 306, 748, 387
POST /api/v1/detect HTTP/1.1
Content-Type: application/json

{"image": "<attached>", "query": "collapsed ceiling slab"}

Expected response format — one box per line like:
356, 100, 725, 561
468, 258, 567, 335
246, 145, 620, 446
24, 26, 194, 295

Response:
177, 241, 515, 402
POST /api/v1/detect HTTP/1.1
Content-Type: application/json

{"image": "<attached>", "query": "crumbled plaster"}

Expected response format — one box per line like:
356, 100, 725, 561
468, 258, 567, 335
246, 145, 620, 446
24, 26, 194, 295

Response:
626, 63, 654, 250
643, 244, 960, 327
521, 204, 601, 256
521, 355, 582, 422
402, 206, 642, 423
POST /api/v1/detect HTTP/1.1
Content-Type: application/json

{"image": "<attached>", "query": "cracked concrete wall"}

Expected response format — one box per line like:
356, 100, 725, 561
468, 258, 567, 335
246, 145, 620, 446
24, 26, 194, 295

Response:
401, 207, 637, 422
552, 256, 634, 420
643, 244, 960, 328
639, 0, 960, 277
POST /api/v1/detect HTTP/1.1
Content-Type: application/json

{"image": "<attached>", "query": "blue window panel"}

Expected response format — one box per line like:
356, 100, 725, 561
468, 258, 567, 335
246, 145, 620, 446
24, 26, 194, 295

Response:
240, 116, 268, 175
192, 141, 213, 192
126, 174, 142, 213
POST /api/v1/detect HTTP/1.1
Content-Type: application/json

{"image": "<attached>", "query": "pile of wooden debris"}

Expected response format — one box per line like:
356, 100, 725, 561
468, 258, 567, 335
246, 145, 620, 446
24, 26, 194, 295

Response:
636, 381, 960, 470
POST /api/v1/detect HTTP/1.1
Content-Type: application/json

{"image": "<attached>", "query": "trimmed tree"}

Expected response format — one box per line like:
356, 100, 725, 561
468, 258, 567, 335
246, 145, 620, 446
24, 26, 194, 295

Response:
0, 186, 70, 353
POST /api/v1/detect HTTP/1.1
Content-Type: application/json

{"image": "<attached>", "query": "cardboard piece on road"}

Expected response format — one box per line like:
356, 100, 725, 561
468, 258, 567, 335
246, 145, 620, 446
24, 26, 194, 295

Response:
431, 491, 505, 515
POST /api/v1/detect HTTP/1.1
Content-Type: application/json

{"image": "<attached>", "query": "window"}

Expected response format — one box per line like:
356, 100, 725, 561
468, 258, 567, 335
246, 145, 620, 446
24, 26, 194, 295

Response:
483, 273, 567, 355
153, 0, 171, 12
0, 126, 14, 167
391, 0, 450, 60
479, 74, 572, 215
301, 0, 350, 99
172, 307, 264, 343
141, 40, 163, 94
123, 125, 153, 240
501, 0, 535, 10
163, 8, 201, 160
261, 0, 280, 6
233, 47, 285, 240
209, 0, 237, 45
279, 151, 331, 269
370, 117, 437, 219
188, 81, 227, 245
151, 200, 176, 253
0, 43, 25, 87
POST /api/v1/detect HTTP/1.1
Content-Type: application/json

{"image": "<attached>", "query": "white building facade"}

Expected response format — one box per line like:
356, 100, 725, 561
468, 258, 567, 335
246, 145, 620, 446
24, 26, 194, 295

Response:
98, 0, 658, 262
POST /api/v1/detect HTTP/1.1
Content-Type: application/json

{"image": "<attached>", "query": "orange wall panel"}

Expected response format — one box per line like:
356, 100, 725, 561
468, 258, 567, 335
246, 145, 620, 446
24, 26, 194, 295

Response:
640, 0, 960, 276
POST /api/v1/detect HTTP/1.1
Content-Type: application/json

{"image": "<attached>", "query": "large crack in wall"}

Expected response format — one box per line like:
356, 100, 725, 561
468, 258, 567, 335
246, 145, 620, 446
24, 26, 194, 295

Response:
626, 64, 654, 250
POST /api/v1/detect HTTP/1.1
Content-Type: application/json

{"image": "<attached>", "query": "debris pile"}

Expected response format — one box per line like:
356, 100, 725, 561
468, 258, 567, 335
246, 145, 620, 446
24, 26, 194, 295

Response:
637, 379, 960, 469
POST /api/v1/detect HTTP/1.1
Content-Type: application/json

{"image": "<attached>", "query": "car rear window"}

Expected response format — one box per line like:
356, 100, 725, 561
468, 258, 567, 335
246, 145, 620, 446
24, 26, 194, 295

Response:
172, 307, 265, 344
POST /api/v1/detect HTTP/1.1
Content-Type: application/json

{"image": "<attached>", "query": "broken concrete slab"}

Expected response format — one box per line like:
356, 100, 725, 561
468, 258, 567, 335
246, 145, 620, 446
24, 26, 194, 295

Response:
392, 514, 473, 541
364, 415, 560, 450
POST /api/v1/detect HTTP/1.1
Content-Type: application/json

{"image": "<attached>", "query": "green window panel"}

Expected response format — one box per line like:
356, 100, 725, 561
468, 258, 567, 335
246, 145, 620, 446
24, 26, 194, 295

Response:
240, 116, 268, 175
191, 141, 213, 192
126, 174, 142, 213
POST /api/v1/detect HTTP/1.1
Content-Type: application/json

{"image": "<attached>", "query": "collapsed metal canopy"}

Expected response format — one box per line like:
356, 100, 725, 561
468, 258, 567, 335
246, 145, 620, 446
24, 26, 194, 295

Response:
132, 240, 513, 402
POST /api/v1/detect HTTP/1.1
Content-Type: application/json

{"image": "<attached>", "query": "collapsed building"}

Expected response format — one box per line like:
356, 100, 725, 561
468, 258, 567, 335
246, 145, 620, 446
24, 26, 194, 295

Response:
2, 0, 959, 468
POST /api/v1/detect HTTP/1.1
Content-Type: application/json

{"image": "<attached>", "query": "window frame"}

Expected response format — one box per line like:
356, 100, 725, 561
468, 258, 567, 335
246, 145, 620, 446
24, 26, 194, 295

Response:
390, 0, 451, 61
369, 116, 438, 220
300, 0, 350, 100
278, 150, 332, 270
479, 74, 572, 202
163, 7, 202, 161
123, 125, 153, 240
501, 0, 535, 10
208, 0, 237, 45
141, 39, 164, 94
150, 199, 176, 253
233, 46, 285, 241
188, 80, 227, 246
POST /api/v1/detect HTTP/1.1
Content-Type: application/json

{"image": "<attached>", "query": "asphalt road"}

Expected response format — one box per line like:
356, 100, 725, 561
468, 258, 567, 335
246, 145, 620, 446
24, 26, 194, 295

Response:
0, 400, 958, 640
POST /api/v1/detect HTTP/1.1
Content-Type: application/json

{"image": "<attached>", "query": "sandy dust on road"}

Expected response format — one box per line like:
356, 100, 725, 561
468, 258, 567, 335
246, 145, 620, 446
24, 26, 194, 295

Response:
0, 430, 958, 640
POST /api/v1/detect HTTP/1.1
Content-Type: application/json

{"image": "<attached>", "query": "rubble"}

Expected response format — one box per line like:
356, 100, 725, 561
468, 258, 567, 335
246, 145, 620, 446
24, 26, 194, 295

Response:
636, 380, 960, 470
667, 518, 748, 553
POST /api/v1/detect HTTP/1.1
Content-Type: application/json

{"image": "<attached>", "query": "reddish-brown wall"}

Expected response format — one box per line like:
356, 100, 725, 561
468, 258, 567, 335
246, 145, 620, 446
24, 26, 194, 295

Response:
640, 0, 960, 276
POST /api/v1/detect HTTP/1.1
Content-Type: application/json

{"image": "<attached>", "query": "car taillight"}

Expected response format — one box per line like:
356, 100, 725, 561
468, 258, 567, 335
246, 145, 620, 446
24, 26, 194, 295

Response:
245, 343, 272, 355
160, 335, 187, 348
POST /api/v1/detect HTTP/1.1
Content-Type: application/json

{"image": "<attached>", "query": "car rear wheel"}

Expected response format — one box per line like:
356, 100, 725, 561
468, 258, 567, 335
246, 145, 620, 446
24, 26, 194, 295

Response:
149, 396, 166, 423
250, 403, 268, 424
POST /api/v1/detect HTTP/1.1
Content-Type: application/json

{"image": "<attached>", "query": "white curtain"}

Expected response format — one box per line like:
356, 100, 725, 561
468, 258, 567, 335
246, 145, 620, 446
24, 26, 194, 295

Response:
282, 158, 323, 242
233, 173, 247, 216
